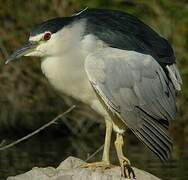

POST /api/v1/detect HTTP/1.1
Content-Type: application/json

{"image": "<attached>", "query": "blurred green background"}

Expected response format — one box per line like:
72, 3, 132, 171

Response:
0, 0, 187, 180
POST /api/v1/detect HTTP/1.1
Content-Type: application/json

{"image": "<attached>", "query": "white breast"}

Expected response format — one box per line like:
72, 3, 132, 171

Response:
41, 46, 108, 117
41, 55, 95, 103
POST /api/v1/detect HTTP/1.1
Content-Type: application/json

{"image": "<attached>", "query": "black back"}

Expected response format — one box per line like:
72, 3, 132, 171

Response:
76, 9, 175, 67
30, 8, 175, 67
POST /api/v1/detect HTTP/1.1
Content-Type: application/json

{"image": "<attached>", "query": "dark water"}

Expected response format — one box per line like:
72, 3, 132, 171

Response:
0, 131, 188, 180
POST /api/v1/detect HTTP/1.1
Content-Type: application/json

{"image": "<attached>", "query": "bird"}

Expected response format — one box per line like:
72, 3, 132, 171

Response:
6, 8, 182, 178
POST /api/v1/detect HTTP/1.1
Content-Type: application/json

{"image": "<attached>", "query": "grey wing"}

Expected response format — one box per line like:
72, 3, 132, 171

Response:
85, 47, 179, 161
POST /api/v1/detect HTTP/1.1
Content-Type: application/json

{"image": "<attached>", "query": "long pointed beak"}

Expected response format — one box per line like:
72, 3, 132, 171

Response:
5, 41, 37, 64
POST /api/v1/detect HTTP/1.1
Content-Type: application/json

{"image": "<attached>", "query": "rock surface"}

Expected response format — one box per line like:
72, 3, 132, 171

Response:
7, 156, 161, 180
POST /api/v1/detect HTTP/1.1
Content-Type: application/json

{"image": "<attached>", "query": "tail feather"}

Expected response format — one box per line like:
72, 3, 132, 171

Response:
166, 64, 182, 91
135, 130, 169, 161
132, 110, 173, 161
142, 115, 171, 142
142, 124, 171, 158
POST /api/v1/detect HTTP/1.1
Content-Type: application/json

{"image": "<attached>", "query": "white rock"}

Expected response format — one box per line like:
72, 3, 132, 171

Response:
7, 156, 161, 180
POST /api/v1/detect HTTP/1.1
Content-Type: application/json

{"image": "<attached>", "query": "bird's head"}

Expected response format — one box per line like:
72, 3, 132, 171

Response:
5, 16, 85, 64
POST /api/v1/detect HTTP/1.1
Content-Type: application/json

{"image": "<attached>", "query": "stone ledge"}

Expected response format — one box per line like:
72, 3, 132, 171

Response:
7, 156, 161, 180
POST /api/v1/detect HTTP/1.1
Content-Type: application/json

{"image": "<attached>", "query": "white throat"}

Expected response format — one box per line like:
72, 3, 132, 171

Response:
41, 51, 92, 103
41, 28, 104, 100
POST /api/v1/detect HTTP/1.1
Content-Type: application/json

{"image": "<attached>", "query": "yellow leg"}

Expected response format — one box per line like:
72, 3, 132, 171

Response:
102, 119, 112, 163
114, 133, 135, 179
81, 119, 113, 170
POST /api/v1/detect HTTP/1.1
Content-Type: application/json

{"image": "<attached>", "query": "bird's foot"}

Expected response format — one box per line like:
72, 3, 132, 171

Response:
80, 161, 114, 171
120, 157, 136, 179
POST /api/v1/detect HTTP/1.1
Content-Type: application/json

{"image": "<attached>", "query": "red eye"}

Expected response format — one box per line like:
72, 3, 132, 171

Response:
43, 32, 51, 41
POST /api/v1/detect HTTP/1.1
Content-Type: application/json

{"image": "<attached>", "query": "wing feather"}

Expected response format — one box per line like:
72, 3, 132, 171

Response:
85, 47, 180, 161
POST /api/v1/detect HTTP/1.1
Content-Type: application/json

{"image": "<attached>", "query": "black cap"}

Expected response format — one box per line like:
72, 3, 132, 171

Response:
30, 17, 75, 37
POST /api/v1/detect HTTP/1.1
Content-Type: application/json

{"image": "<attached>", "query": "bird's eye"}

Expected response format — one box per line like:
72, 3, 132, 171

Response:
43, 32, 51, 41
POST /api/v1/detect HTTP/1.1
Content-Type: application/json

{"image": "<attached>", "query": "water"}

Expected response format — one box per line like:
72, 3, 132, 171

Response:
0, 130, 188, 180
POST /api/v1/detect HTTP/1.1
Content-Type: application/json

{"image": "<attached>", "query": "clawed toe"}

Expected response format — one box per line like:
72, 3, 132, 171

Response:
121, 162, 136, 179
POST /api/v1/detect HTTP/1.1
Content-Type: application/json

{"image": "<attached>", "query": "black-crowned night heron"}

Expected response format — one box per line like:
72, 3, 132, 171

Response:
6, 8, 182, 178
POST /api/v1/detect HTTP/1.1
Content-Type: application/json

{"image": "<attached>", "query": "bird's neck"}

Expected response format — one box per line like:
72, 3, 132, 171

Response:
41, 48, 86, 87
40, 42, 93, 103
40, 34, 106, 102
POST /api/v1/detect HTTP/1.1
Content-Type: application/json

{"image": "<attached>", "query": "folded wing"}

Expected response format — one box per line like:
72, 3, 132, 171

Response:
85, 47, 181, 161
